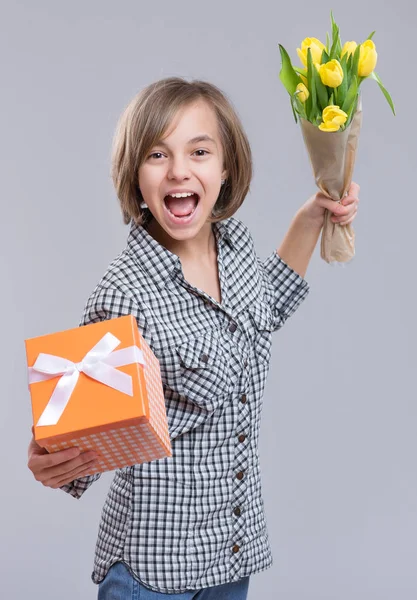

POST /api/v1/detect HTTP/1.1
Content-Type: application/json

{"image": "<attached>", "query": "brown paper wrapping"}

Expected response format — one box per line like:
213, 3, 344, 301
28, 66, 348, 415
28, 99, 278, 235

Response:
300, 98, 363, 264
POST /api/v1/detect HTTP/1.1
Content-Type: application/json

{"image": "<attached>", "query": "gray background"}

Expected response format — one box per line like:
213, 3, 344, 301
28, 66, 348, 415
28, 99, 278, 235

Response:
2, 0, 415, 598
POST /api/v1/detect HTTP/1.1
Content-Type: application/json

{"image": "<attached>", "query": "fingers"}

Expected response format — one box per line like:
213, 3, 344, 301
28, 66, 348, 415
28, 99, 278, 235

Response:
28, 436, 48, 458
28, 445, 81, 471
37, 450, 97, 481
44, 459, 98, 489
349, 181, 360, 196
29, 446, 98, 487
316, 194, 356, 216
332, 207, 358, 226
28, 428, 99, 489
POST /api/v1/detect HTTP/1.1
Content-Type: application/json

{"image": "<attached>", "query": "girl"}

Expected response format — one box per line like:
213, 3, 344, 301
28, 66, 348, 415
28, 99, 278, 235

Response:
27, 77, 359, 600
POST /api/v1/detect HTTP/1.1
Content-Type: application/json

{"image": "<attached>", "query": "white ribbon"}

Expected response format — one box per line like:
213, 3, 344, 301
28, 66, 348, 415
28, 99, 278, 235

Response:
28, 332, 145, 427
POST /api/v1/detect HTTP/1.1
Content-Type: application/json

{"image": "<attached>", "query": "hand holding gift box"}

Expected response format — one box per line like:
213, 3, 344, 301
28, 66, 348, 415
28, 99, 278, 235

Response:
278, 11, 395, 264
25, 315, 172, 476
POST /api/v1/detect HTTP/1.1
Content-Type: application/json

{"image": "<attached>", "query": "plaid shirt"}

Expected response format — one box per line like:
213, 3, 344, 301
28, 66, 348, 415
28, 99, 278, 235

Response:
61, 216, 310, 593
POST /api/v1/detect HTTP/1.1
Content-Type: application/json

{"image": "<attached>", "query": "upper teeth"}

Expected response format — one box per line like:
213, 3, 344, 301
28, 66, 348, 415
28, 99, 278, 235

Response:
168, 192, 195, 198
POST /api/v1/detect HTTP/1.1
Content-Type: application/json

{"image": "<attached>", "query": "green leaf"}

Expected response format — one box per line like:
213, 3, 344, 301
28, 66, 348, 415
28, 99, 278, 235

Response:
346, 53, 353, 87
329, 92, 334, 105
278, 44, 301, 95
366, 31, 376, 41
293, 93, 307, 119
337, 37, 342, 57
330, 10, 337, 32
346, 93, 359, 126
341, 75, 358, 114
329, 11, 342, 58
337, 52, 349, 108
290, 95, 298, 123
321, 48, 330, 64
351, 43, 361, 82
326, 31, 330, 54
294, 67, 307, 76
307, 47, 318, 123
329, 24, 340, 59
313, 62, 329, 111
347, 53, 353, 70
369, 71, 396, 115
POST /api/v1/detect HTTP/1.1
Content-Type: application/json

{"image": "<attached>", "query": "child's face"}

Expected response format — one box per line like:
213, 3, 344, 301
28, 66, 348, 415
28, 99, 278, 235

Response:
138, 100, 228, 243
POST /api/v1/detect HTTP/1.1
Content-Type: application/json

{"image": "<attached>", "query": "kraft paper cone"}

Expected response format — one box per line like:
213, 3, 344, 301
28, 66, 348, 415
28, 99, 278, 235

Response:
300, 98, 363, 264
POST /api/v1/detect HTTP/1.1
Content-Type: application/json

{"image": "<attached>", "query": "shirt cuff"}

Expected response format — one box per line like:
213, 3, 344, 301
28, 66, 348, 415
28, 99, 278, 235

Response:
262, 251, 310, 329
60, 473, 101, 499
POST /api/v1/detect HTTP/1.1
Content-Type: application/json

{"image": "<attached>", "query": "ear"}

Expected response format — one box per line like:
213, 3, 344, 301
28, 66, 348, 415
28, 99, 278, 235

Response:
221, 168, 228, 181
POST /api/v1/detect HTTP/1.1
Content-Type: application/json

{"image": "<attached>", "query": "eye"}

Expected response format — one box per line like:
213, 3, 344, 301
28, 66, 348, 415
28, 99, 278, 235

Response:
193, 149, 209, 157
148, 152, 164, 160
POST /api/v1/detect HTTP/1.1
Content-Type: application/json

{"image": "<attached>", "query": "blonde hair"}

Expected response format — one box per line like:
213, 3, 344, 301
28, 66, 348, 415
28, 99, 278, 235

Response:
111, 77, 253, 225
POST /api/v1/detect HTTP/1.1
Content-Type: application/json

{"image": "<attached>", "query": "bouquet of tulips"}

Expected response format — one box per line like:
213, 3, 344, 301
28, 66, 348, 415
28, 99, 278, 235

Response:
278, 12, 395, 263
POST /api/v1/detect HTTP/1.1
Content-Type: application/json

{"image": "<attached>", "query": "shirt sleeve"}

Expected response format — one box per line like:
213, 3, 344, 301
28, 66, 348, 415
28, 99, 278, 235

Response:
258, 251, 310, 332
60, 284, 142, 499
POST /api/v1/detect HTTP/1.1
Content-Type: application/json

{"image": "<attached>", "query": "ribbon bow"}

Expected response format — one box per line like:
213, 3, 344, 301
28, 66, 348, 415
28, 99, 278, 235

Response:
28, 332, 145, 427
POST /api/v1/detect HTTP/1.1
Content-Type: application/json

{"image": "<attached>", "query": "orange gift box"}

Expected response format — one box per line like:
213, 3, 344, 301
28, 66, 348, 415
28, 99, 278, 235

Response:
25, 314, 172, 475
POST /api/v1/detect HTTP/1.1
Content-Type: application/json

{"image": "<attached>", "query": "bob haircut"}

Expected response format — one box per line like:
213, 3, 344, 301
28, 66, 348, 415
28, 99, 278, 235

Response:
111, 77, 253, 226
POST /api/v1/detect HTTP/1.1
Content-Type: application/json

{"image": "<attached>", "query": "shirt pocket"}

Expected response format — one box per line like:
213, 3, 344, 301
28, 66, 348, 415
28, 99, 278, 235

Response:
176, 332, 230, 412
248, 301, 273, 365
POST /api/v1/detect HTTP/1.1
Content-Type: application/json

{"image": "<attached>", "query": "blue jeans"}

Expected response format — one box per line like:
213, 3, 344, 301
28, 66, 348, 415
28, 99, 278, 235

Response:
98, 562, 250, 599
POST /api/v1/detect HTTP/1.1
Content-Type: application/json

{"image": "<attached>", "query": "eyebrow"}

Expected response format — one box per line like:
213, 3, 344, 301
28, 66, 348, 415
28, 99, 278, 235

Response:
156, 134, 217, 148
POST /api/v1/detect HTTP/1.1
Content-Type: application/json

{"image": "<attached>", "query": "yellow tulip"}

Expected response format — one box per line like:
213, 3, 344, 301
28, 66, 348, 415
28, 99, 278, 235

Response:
341, 41, 357, 58
300, 74, 308, 86
322, 105, 348, 125
319, 105, 348, 131
318, 60, 344, 87
358, 39, 377, 76
296, 82, 309, 103
319, 121, 341, 132
296, 37, 326, 67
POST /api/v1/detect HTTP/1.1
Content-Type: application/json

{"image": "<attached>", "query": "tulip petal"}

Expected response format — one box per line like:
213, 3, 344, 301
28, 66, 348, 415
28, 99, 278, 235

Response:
370, 71, 396, 115
318, 121, 340, 132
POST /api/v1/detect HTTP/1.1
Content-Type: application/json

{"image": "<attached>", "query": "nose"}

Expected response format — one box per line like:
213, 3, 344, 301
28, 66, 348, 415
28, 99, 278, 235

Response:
167, 155, 191, 181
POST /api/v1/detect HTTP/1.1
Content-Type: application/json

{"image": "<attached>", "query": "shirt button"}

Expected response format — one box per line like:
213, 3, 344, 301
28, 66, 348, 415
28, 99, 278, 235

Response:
233, 507, 241, 517
238, 434, 246, 443
200, 353, 209, 363
229, 322, 237, 333
236, 471, 244, 480
240, 394, 247, 404
232, 544, 240, 553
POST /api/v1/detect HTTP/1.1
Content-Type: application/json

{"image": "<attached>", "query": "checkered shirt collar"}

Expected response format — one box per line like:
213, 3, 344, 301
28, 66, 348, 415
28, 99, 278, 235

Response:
127, 217, 234, 286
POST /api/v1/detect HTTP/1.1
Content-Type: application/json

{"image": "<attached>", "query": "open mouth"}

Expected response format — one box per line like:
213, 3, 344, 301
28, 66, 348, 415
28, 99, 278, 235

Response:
163, 193, 200, 219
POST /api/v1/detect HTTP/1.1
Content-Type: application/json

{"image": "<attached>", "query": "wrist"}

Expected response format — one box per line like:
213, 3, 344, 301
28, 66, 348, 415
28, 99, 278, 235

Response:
296, 204, 324, 231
